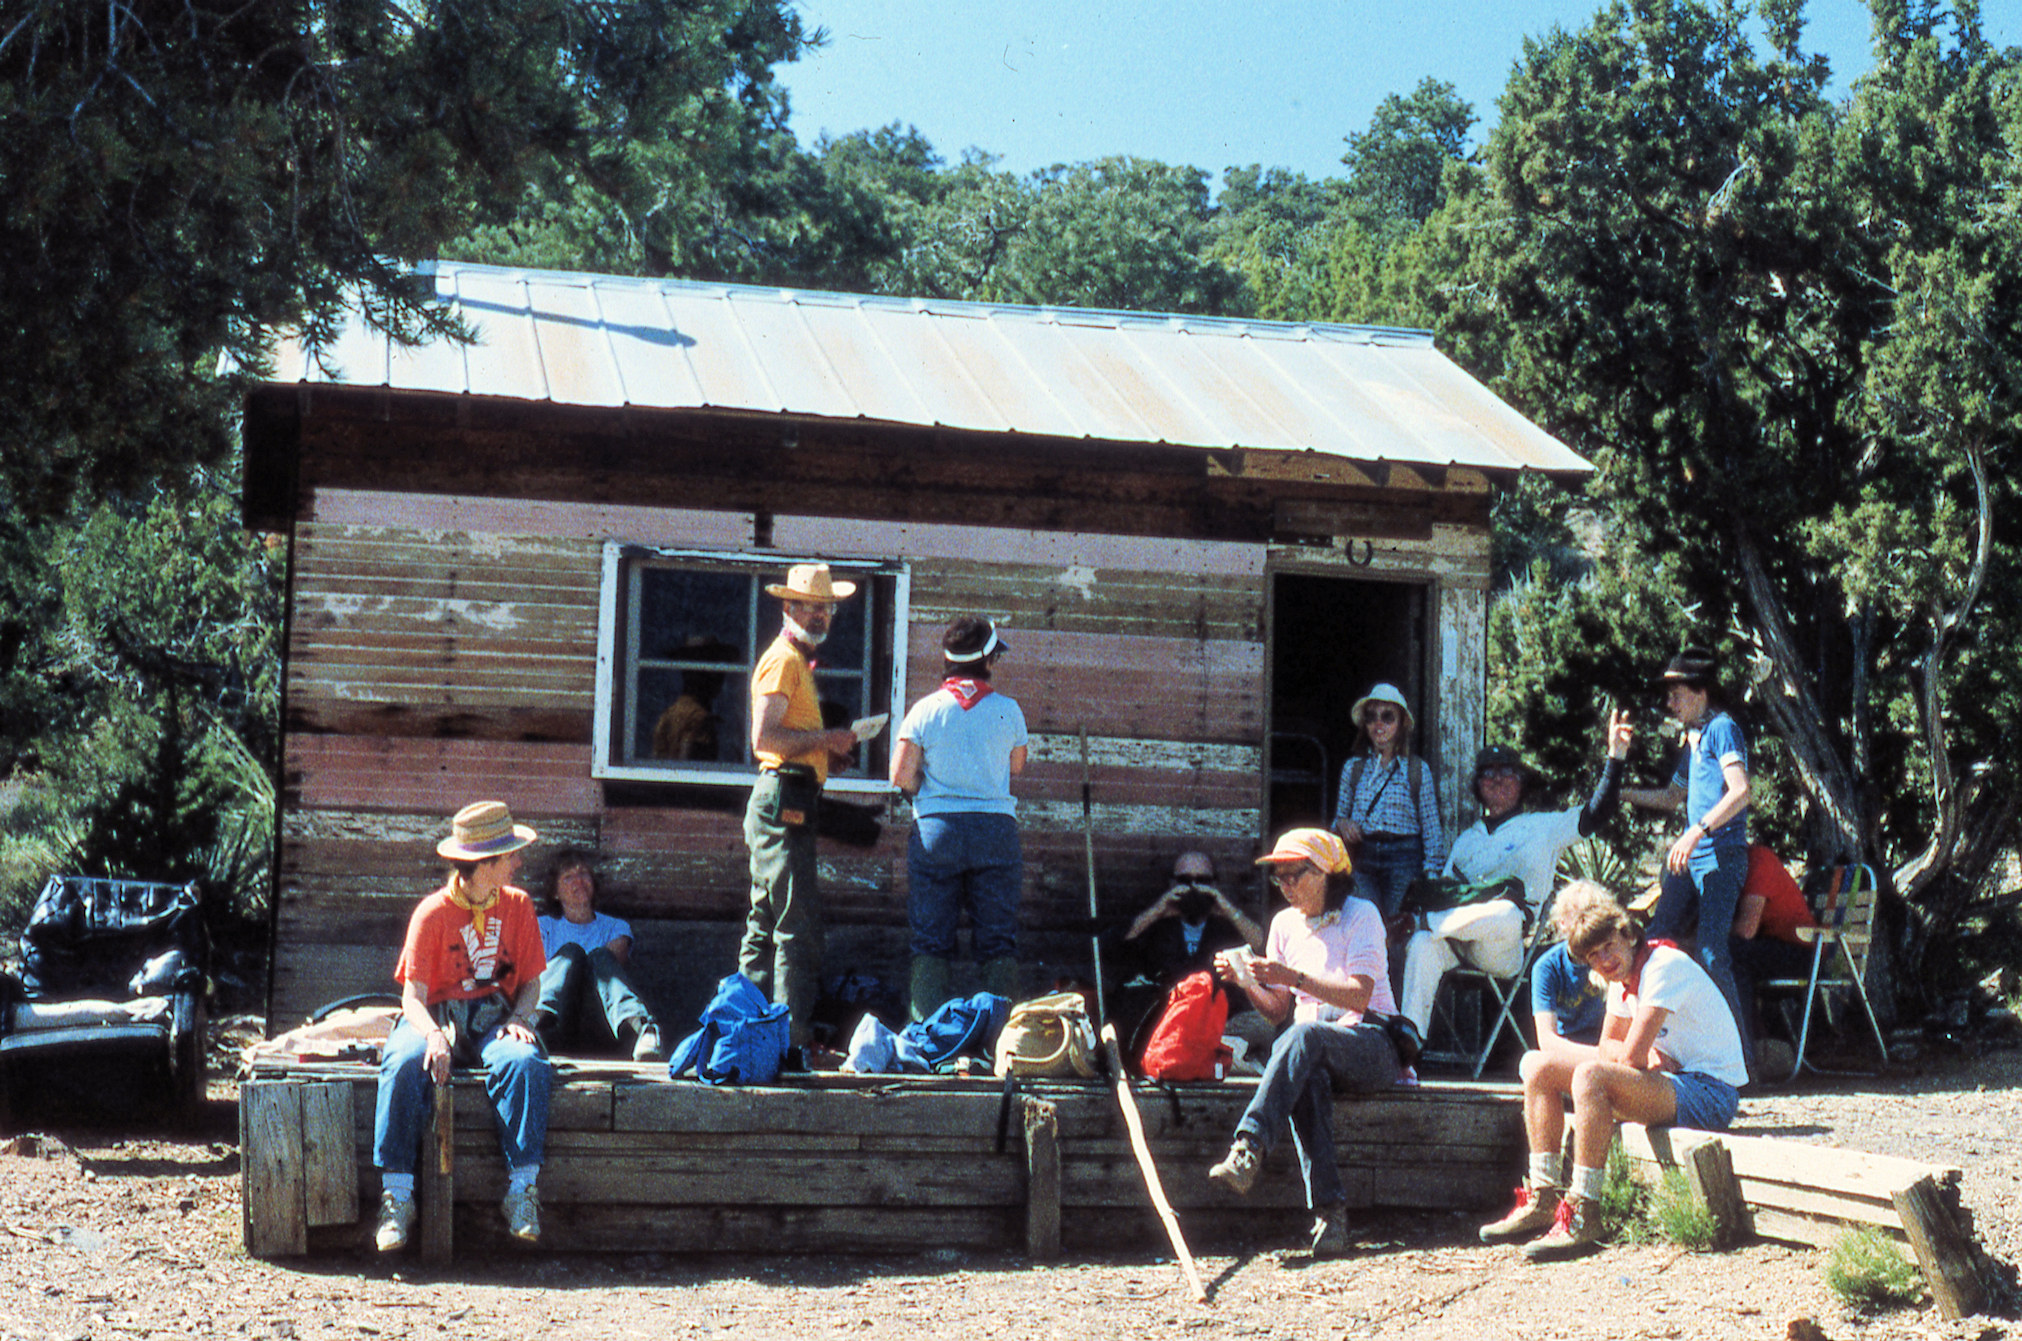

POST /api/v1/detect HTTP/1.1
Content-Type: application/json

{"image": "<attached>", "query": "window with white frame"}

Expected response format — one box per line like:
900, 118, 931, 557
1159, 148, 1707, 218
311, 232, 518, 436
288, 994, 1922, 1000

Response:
594, 545, 907, 792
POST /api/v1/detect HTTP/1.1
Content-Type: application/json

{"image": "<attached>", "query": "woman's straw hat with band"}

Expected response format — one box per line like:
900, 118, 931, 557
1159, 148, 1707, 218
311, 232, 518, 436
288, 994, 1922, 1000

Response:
438, 801, 538, 861
765, 563, 857, 603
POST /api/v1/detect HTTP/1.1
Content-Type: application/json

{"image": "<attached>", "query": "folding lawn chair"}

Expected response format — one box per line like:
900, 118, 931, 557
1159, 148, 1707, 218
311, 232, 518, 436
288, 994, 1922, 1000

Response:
1757, 863, 1890, 1077
1425, 888, 1559, 1080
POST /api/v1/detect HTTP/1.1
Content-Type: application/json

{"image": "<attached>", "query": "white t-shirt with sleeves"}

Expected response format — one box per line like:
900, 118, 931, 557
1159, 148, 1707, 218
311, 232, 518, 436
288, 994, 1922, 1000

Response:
1606, 943, 1748, 1086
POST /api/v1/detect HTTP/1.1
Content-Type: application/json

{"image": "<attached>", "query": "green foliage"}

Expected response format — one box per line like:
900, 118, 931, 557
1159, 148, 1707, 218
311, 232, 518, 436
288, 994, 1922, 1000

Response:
1592, 1138, 1646, 1241
1339, 77, 1478, 237
1642, 1169, 1720, 1249
1825, 1227, 1925, 1307
0, 468, 284, 929
1, 0, 814, 521
1452, 0, 2022, 985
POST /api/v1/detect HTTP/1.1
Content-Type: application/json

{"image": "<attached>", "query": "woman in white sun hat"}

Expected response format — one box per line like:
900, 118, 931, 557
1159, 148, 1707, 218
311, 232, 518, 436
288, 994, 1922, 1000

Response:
1331, 683, 1447, 920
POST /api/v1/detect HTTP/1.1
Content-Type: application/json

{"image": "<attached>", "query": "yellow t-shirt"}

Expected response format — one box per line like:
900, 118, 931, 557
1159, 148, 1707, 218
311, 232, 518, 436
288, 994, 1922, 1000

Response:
750, 635, 828, 782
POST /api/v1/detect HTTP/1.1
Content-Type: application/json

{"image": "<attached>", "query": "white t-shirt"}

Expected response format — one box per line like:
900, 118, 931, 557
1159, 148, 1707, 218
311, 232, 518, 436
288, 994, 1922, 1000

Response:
1606, 944, 1747, 1086
1443, 805, 1582, 913
539, 911, 632, 958
1264, 898, 1397, 1024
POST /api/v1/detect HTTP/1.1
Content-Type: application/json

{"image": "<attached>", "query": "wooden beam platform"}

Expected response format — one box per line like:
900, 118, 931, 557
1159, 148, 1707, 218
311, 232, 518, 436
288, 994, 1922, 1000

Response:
240, 1061, 1526, 1260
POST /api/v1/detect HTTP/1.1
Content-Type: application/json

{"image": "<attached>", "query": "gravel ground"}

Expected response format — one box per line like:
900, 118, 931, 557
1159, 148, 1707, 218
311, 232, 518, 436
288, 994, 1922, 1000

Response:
0, 1023, 2017, 1341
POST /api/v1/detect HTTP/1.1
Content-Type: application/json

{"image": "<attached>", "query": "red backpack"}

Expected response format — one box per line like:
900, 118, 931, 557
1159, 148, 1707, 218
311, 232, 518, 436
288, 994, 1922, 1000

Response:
1137, 970, 1234, 1081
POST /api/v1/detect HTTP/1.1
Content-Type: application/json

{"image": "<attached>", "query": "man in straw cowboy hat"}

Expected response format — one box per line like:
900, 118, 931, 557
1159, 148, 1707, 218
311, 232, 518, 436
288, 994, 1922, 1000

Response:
373, 800, 553, 1251
740, 563, 871, 1058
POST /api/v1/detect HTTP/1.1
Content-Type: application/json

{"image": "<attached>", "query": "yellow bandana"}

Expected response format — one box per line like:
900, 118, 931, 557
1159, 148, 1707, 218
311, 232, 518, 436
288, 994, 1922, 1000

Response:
446, 881, 500, 941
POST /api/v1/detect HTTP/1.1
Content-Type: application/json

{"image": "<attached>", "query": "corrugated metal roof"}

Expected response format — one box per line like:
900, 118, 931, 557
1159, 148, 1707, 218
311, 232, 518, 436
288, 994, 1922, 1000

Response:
265, 261, 1590, 476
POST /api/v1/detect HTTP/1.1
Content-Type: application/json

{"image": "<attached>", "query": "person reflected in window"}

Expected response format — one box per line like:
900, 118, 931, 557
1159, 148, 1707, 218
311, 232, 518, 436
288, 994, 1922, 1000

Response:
653, 635, 738, 762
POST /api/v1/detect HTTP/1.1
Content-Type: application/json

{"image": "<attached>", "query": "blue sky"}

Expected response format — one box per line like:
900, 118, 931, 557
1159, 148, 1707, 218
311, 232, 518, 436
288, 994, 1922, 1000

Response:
777, 0, 2018, 184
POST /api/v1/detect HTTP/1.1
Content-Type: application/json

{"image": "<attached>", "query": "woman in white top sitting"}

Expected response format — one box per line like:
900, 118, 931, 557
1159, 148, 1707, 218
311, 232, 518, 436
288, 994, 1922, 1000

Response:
1479, 881, 1746, 1262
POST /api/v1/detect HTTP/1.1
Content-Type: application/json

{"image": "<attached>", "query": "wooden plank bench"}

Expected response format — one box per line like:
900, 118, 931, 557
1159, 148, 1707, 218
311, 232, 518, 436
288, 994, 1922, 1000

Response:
1620, 1122, 1993, 1319
240, 1060, 1527, 1261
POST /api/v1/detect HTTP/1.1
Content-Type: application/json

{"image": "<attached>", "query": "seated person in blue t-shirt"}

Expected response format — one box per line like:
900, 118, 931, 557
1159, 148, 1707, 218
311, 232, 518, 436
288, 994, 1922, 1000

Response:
1531, 940, 1610, 1054
533, 850, 665, 1062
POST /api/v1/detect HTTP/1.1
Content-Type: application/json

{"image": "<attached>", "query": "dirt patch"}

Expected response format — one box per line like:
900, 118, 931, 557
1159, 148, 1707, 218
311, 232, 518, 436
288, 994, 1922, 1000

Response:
1, 1027, 2017, 1341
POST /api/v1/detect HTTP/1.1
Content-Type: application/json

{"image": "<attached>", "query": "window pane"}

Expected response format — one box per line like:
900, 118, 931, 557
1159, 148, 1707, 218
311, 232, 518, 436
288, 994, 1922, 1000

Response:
638, 568, 752, 665
638, 666, 749, 764
814, 590, 867, 672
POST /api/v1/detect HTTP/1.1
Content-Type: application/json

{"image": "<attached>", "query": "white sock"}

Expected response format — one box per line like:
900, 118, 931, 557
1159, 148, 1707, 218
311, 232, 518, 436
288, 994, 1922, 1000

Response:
1570, 1164, 1606, 1203
1528, 1152, 1564, 1190
507, 1164, 539, 1195
380, 1172, 415, 1201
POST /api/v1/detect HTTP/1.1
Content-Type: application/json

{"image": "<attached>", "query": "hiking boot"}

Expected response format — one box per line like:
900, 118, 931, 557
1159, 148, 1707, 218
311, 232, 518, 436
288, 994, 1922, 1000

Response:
1310, 1204, 1352, 1258
631, 1025, 666, 1063
1208, 1136, 1262, 1196
1479, 1184, 1561, 1244
373, 1192, 415, 1253
1522, 1194, 1602, 1262
503, 1184, 541, 1244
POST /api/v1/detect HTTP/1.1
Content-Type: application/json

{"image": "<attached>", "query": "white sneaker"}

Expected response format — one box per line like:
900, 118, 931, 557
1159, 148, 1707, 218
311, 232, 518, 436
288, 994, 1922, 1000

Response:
503, 1184, 541, 1243
1208, 1136, 1262, 1196
374, 1192, 415, 1252
632, 1025, 666, 1063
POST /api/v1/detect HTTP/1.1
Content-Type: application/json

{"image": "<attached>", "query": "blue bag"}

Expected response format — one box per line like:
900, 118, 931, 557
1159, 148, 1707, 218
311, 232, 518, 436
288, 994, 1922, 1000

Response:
668, 973, 792, 1086
897, 992, 1009, 1073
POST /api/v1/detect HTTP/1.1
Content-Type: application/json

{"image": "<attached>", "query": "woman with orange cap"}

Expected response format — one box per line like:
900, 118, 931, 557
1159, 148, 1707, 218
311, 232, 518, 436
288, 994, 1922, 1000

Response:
1206, 828, 1409, 1258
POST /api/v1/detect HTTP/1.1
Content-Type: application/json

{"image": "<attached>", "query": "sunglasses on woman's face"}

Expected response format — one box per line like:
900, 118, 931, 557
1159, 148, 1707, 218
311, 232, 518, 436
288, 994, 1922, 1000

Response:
1269, 862, 1316, 889
1366, 708, 1401, 725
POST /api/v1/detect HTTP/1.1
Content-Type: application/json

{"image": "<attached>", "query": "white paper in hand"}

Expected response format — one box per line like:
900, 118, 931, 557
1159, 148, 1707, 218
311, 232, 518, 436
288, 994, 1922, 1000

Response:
850, 713, 889, 743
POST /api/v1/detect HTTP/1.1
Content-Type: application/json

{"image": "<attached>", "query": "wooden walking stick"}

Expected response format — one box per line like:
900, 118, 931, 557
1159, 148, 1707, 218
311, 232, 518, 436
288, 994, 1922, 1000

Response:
1080, 729, 1107, 1029
1100, 1022, 1206, 1304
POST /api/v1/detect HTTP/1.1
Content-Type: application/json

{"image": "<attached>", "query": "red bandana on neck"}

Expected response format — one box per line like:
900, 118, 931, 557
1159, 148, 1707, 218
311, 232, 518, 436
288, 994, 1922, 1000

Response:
1625, 938, 1679, 997
942, 676, 995, 710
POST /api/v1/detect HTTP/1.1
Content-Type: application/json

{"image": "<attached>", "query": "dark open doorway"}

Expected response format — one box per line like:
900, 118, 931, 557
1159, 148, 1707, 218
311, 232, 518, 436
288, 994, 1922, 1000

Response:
1267, 572, 1431, 834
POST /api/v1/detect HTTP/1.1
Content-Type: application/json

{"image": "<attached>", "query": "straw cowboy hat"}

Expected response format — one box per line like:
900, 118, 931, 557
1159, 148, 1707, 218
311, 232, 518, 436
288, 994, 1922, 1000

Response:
437, 800, 538, 861
765, 563, 857, 603
1350, 683, 1414, 732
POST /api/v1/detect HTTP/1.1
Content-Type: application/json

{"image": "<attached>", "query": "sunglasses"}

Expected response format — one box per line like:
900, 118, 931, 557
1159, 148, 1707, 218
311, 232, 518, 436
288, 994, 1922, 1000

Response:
1479, 766, 1523, 781
1269, 862, 1317, 888
1365, 708, 1402, 725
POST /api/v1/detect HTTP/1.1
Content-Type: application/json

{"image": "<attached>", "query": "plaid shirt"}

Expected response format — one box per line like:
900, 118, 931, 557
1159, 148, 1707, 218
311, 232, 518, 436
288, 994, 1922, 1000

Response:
1332, 753, 1448, 875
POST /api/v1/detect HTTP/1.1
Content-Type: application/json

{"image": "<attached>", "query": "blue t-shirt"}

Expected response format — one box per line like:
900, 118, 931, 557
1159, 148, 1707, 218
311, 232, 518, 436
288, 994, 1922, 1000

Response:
898, 684, 1028, 818
1531, 943, 1608, 1043
539, 911, 632, 958
1670, 710, 1748, 867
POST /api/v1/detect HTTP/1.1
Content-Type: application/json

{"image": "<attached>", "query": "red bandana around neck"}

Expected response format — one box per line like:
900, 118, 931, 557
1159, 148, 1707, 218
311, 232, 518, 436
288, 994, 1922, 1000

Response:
1625, 938, 1679, 997
942, 676, 995, 710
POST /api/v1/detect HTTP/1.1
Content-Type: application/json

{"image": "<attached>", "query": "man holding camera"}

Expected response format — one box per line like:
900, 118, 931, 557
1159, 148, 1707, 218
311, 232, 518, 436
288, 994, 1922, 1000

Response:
1117, 851, 1274, 1061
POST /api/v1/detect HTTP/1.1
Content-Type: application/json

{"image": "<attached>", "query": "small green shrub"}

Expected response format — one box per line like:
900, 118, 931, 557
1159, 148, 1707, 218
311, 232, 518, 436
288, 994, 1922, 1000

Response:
1825, 1228, 1924, 1307
1642, 1169, 1719, 1249
1591, 1138, 1646, 1241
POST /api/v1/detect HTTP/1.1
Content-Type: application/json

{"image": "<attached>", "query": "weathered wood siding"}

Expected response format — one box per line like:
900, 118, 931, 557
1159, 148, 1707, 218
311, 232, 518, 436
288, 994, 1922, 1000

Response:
274, 491, 1293, 1024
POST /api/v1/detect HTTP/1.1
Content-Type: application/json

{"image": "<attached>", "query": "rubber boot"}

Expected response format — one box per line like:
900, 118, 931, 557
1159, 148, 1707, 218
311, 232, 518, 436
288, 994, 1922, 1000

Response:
910, 955, 953, 1024
980, 957, 1020, 1003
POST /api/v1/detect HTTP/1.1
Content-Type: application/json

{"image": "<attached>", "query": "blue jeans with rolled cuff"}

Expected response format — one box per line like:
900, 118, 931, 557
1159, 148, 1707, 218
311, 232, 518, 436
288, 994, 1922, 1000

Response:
1233, 1020, 1399, 1211
373, 1009, 552, 1175
907, 812, 1023, 962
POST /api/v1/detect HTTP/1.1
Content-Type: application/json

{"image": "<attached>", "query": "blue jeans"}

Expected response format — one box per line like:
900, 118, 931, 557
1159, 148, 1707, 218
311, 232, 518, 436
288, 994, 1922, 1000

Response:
373, 1013, 553, 1175
1351, 834, 1422, 920
908, 812, 1023, 961
1234, 1020, 1398, 1210
537, 943, 655, 1052
1646, 845, 1752, 1065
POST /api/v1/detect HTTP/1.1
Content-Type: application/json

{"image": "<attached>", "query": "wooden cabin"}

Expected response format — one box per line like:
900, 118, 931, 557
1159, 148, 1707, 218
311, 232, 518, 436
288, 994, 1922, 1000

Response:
243, 262, 1591, 1031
